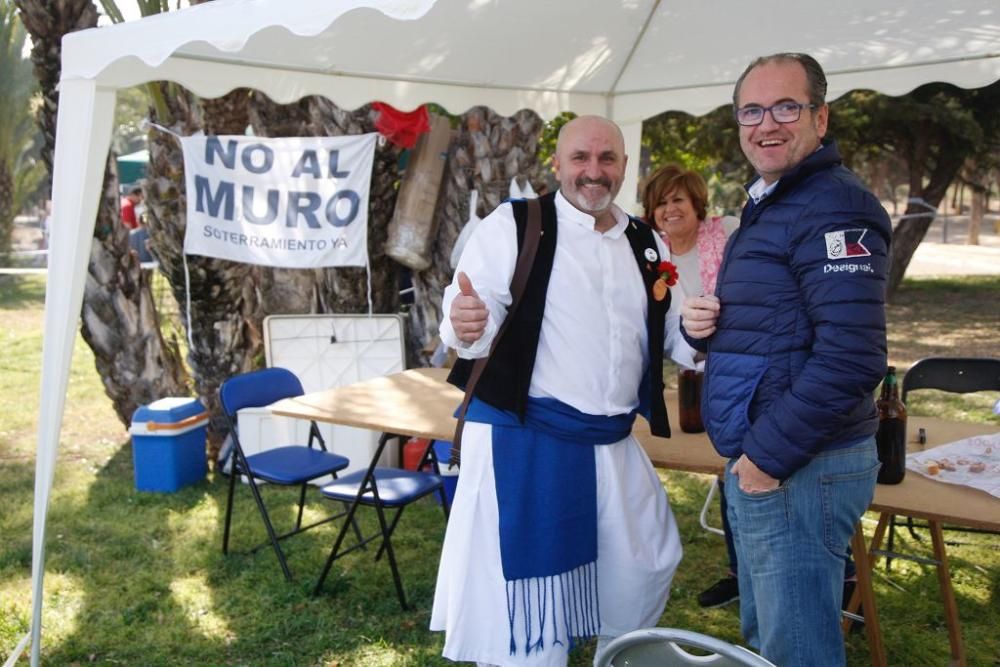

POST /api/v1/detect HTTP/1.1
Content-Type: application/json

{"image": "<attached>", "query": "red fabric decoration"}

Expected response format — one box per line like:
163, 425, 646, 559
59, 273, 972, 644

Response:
372, 102, 431, 149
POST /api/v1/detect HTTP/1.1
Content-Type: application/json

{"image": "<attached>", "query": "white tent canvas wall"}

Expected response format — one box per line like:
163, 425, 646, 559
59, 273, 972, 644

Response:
23, 0, 1000, 663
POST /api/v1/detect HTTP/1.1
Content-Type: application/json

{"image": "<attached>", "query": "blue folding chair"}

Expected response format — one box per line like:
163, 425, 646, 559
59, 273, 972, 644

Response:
220, 367, 358, 580
313, 433, 449, 609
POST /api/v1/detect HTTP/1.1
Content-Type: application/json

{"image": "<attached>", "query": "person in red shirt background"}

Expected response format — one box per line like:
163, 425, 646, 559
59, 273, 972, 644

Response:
120, 186, 143, 230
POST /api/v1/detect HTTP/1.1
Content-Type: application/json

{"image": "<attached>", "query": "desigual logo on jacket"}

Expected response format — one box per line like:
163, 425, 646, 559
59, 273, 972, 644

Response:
824, 228, 871, 260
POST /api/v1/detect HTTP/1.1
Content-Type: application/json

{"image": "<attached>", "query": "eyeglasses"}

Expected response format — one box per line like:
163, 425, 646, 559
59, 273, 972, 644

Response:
734, 101, 818, 126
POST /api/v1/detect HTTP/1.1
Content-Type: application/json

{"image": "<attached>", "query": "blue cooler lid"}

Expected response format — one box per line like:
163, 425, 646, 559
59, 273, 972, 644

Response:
130, 397, 208, 435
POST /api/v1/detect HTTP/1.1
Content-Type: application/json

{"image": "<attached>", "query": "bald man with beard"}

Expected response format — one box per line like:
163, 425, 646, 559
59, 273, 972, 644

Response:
431, 116, 683, 667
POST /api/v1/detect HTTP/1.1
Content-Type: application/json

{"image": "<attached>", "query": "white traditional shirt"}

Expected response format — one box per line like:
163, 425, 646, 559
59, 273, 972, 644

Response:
440, 190, 671, 418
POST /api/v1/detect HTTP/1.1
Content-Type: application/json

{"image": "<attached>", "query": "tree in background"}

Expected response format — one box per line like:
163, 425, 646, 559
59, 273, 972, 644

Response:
961, 163, 994, 246
409, 107, 544, 361
0, 0, 45, 260
111, 85, 151, 155
827, 93, 907, 215
955, 140, 1000, 246
16, 0, 190, 425
830, 80, 1000, 295
642, 107, 747, 217
141, 86, 406, 455
640, 81, 1000, 299
17, 0, 544, 459
17, 0, 998, 452
535, 111, 574, 192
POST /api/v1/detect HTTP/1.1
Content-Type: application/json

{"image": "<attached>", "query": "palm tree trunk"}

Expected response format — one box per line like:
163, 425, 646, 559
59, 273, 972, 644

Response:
81, 156, 190, 420
143, 85, 262, 457
248, 94, 404, 315
245, 97, 326, 313
409, 107, 543, 362
13, 0, 97, 185
316, 106, 402, 316
141, 90, 406, 458
17, 0, 189, 426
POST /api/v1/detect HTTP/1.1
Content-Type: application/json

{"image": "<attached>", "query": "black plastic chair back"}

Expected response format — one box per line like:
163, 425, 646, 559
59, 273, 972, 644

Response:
902, 357, 1000, 403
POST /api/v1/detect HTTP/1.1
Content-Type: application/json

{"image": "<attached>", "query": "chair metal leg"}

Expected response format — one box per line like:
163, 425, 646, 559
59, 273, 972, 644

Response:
374, 485, 450, 562
372, 496, 409, 610
222, 461, 238, 555
374, 507, 406, 562
884, 513, 895, 571
314, 491, 365, 595
884, 517, 997, 545
346, 501, 365, 546
875, 515, 945, 569
241, 462, 294, 581
905, 516, 923, 540
328, 469, 365, 547
248, 509, 356, 554
295, 482, 308, 530
698, 477, 725, 537
314, 432, 415, 609
438, 486, 450, 518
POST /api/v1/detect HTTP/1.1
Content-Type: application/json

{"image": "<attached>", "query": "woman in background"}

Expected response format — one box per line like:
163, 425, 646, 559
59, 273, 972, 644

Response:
641, 164, 741, 608
642, 165, 739, 305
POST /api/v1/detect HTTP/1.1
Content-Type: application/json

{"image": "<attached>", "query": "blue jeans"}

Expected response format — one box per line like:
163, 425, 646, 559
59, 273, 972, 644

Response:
725, 438, 879, 666
718, 478, 857, 580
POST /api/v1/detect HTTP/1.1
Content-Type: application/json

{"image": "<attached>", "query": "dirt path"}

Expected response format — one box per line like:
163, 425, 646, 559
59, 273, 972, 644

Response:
904, 214, 1000, 277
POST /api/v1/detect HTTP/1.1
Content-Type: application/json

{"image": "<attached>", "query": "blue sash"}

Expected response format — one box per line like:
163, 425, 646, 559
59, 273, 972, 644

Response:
465, 396, 635, 656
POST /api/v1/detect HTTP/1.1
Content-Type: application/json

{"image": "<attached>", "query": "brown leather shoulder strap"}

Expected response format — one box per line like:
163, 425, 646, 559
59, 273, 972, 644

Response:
450, 198, 542, 465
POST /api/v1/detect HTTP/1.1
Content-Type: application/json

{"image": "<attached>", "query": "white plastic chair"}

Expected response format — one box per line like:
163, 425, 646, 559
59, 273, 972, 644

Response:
595, 628, 775, 667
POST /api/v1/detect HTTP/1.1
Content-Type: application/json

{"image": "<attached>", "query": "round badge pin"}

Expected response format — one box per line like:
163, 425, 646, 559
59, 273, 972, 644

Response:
644, 248, 659, 262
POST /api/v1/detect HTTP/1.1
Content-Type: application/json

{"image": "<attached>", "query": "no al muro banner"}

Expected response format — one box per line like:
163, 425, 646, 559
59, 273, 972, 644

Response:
181, 133, 378, 268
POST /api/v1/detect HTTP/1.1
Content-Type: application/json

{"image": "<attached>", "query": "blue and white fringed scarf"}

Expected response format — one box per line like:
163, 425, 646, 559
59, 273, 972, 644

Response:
464, 396, 636, 657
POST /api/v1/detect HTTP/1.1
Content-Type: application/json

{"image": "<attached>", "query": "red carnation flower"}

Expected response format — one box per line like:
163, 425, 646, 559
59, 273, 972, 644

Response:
657, 260, 679, 287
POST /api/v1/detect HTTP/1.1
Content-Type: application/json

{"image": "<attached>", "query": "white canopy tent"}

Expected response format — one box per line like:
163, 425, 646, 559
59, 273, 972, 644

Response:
23, 0, 1000, 663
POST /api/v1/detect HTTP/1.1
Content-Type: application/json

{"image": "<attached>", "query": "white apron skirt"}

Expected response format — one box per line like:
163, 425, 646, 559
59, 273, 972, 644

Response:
430, 421, 682, 666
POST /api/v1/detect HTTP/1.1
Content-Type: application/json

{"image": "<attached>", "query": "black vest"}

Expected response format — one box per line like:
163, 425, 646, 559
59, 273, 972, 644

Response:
447, 191, 670, 437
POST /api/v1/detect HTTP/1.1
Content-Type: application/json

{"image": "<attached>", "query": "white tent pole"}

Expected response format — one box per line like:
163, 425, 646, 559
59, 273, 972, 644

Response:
616, 120, 643, 217
29, 78, 117, 667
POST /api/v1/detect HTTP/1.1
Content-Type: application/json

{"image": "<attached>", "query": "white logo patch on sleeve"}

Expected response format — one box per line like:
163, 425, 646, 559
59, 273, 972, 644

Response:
825, 229, 872, 260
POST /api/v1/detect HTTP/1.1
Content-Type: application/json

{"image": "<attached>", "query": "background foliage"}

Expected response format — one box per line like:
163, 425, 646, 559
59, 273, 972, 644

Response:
0, 0, 45, 258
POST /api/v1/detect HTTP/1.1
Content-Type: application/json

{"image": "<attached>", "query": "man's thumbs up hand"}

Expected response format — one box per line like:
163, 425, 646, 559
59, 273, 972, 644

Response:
451, 271, 488, 343
457, 271, 478, 299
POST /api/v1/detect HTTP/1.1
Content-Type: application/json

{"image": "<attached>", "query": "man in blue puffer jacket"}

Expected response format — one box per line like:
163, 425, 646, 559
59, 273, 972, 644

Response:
682, 53, 891, 666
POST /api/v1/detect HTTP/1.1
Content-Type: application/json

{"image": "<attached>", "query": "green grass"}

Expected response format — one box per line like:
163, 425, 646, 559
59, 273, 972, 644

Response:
2, 273, 999, 665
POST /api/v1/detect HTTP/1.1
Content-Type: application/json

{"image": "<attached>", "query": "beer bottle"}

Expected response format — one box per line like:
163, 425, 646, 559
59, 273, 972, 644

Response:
875, 366, 907, 484
678, 369, 705, 433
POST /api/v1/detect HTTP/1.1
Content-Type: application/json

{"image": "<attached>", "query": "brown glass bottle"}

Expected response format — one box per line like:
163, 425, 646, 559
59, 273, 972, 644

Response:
678, 369, 705, 433
876, 366, 907, 484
